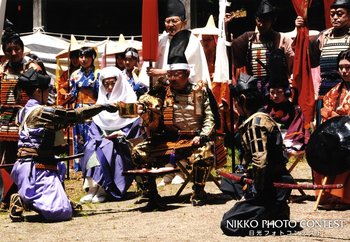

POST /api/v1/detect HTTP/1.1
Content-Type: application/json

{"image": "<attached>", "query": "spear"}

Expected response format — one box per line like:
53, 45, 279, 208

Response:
217, 169, 343, 190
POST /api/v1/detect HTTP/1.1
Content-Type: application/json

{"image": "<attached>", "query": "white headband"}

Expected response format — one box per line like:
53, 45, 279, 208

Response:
125, 51, 139, 59
167, 63, 190, 71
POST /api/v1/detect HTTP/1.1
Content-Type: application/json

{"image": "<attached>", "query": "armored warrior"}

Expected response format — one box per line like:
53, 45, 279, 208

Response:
9, 68, 119, 222
220, 73, 295, 236
229, 0, 294, 97
296, 0, 350, 124
134, 29, 216, 206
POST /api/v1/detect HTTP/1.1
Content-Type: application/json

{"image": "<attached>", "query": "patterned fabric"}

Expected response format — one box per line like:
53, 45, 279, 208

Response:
69, 67, 99, 169
317, 81, 350, 205
248, 41, 269, 80
310, 28, 350, 96
321, 81, 350, 121
232, 31, 294, 77
70, 67, 99, 105
319, 29, 350, 95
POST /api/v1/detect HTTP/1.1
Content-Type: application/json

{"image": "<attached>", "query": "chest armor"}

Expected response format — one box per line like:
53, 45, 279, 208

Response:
163, 87, 203, 132
320, 34, 350, 75
248, 41, 270, 79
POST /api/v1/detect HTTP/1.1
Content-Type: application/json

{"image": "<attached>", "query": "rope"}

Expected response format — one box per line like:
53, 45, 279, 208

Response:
19, 28, 143, 41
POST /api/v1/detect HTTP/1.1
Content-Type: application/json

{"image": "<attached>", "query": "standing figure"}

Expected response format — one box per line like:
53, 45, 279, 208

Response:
227, 0, 294, 97
79, 66, 143, 203
134, 30, 215, 206
56, 50, 80, 106
9, 68, 119, 222
122, 47, 147, 99
220, 73, 294, 236
0, 20, 42, 208
139, 0, 211, 186
139, 0, 210, 89
69, 47, 100, 170
314, 49, 350, 210
295, 0, 350, 125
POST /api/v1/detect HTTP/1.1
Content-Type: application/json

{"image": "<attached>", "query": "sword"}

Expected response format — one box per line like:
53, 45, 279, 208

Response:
217, 169, 343, 190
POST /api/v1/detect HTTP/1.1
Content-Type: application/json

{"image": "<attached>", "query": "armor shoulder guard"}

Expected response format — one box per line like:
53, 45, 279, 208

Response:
250, 112, 277, 130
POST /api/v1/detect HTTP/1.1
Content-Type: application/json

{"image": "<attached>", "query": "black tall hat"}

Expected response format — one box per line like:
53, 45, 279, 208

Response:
1, 19, 22, 46
166, 0, 186, 20
306, 115, 350, 176
18, 68, 51, 91
268, 49, 289, 88
256, 0, 276, 18
331, 0, 350, 8
167, 29, 191, 70
232, 73, 258, 96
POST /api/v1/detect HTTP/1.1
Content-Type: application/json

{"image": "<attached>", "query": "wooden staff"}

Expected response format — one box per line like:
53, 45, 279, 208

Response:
314, 176, 328, 211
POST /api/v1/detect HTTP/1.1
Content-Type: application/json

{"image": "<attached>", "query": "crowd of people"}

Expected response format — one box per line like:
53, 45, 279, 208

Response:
0, 0, 350, 237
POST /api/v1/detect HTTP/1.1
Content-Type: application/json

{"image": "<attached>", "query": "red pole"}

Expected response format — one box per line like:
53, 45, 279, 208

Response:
142, 0, 159, 90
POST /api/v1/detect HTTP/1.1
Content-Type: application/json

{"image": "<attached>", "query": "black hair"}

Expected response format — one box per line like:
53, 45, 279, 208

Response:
26, 53, 48, 75
337, 49, 350, 69
79, 47, 97, 60
237, 88, 263, 113
69, 50, 80, 59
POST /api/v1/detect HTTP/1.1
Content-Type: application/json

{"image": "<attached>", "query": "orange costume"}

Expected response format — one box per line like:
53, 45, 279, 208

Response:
316, 82, 350, 206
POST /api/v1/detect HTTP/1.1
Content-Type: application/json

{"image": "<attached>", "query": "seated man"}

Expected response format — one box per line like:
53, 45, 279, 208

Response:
133, 30, 216, 207
220, 73, 295, 236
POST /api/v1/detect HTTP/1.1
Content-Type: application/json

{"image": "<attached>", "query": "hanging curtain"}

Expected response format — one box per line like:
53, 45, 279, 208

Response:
291, 0, 315, 128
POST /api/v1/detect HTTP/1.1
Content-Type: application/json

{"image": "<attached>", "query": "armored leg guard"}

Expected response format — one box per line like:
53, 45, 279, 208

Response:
191, 163, 211, 206
9, 193, 24, 222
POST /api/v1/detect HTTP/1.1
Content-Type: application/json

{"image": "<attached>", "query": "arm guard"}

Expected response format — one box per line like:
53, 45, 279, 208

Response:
41, 104, 107, 129
199, 90, 215, 137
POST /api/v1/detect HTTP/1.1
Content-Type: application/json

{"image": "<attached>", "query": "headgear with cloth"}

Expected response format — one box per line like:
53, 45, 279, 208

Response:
93, 66, 138, 131
167, 29, 191, 72
166, 0, 186, 20
124, 47, 139, 61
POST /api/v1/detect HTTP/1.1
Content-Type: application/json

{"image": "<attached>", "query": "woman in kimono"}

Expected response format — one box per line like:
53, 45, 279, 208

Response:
79, 66, 143, 203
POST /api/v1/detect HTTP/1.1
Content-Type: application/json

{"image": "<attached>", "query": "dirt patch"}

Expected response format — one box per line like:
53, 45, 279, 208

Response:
0, 160, 350, 241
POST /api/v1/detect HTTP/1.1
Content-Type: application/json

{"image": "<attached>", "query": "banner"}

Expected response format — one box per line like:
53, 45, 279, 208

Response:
291, 0, 315, 127
142, 0, 159, 61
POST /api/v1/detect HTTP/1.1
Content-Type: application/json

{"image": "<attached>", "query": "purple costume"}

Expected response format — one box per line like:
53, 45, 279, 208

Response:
81, 119, 142, 200
79, 66, 143, 200
11, 98, 109, 221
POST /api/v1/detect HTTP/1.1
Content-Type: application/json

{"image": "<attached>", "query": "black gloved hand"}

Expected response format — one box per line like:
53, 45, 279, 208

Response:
239, 174, 247, 186
103, 103, 119, 113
